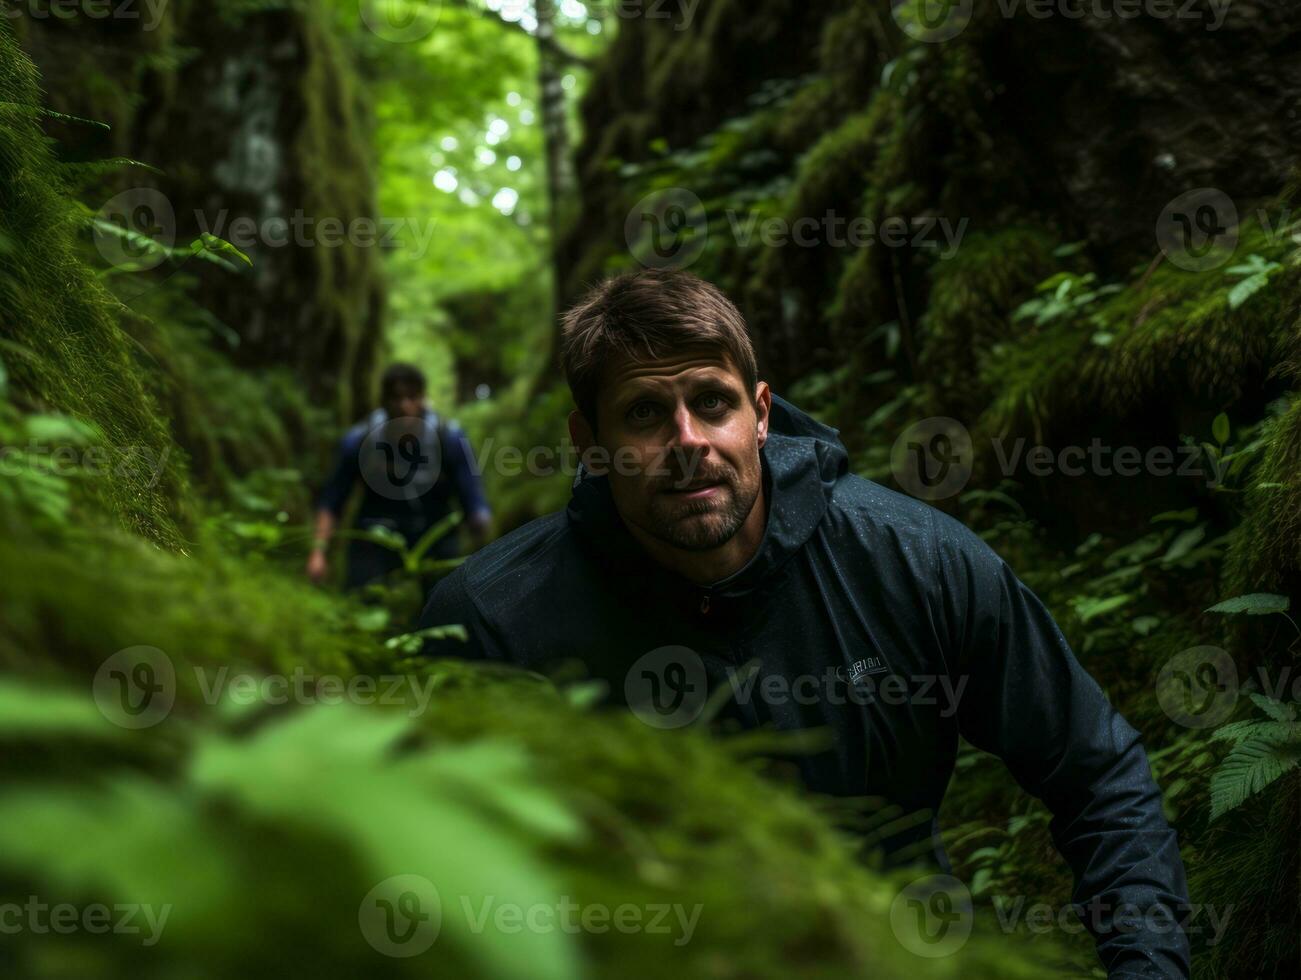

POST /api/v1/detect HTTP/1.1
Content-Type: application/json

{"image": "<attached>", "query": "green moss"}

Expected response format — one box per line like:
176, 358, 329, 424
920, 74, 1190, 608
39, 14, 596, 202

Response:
1226, 396, 1301, 595
0, 22, 189, 547
916, 227, 1059, 417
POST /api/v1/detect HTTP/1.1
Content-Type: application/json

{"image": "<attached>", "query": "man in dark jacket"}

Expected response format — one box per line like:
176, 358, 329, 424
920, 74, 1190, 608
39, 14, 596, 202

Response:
309, 363, 491, 590
418, 269, 1191, 977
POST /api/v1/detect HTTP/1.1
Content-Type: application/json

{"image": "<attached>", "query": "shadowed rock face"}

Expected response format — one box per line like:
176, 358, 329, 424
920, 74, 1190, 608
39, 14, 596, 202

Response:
13, 4, 384, 424
558, 0, 1301, 390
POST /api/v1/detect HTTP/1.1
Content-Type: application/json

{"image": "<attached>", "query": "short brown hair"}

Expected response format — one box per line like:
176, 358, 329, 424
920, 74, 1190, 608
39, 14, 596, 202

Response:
380, 362, 426, 401
558, 268, 759, 426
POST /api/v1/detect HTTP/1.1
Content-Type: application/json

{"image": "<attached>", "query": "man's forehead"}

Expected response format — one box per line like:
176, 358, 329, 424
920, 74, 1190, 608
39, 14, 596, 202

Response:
601, 348, 740, 392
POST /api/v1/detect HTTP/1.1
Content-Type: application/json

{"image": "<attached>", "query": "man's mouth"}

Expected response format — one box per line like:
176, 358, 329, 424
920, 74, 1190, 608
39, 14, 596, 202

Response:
662, 480, 724, 500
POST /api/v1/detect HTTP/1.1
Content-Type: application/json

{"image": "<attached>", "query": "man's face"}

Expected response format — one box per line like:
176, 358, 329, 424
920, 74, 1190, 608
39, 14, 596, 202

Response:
383, 386, 425, 419
572, 347, 769, 552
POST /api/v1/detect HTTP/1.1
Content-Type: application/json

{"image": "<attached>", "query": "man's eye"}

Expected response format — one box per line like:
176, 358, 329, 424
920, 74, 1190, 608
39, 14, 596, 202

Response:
697, 392, 727, 413
627, 402, 660, 423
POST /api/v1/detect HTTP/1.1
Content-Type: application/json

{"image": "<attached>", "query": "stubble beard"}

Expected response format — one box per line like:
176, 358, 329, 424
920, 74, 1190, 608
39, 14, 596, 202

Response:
643, 474, 759, 552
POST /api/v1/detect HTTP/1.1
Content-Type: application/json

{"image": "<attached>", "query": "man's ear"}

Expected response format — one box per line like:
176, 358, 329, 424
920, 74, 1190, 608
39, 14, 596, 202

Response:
754, 381, 771, 449
568, 409, 595, 457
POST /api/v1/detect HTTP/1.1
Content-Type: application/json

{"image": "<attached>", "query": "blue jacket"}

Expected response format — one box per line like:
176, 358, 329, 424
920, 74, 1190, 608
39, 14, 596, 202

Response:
318, 408, 490, 542
418, 394, 1190, 978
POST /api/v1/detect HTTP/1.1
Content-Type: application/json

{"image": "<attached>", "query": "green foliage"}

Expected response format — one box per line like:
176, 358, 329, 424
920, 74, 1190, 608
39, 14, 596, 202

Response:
0, 22, 189, 546
1205, 593, 1291, 617
1208, 696, 1301, 820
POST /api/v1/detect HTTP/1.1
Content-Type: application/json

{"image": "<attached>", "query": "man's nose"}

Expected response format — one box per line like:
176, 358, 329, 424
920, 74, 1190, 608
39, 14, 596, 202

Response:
669, 406, 710, 462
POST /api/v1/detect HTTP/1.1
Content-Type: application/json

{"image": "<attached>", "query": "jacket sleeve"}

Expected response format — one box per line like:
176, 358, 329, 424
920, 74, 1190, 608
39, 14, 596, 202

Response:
931, 509, 1191, 979
443, 424, 491, 524
417, 564, 502, 661
316, 432, 361, 517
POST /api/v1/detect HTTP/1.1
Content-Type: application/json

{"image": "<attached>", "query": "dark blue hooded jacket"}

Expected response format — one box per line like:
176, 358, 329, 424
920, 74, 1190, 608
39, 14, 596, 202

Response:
418, 394, 1191, 978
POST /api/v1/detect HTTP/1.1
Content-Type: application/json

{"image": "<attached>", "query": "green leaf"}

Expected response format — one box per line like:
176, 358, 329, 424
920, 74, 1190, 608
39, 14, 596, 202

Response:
191, 233, 253, 269
1212, 412, 1230, 445
24, 413, 101, 446
1150, 508, 1198, 524
1161, 526, 1206, 564
1205, 593, 1290, 616
0, 679, 119, 739
1131, 616, 1161, 636
1073, 593, 1133, 623
1248, 694, 1297, 723
1227, 273, 1268, 310
1210, 738, 1300, 820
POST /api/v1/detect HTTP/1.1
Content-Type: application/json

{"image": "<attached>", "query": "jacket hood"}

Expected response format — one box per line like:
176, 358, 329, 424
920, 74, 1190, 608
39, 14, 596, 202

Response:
566, 393, 848, 595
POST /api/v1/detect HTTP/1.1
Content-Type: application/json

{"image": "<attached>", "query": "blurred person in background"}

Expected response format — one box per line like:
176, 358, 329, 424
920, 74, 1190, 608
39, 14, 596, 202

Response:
307, 363, 491, 590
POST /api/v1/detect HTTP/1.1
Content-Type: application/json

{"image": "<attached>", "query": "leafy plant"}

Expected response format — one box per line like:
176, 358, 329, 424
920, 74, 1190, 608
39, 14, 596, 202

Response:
1224, 253, 1282, 311
1209, 694, 1301, 820
1011, 272, 1122, 328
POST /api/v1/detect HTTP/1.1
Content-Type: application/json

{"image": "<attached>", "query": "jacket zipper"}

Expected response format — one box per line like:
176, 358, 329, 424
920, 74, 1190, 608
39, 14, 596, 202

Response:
699, 592, 711, 614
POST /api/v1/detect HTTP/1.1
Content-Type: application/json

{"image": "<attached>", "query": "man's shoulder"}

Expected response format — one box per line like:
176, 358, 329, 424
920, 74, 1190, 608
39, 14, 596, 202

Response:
826, 472, 937, 541
824, 471, 996, 568
450, 509, 584, 606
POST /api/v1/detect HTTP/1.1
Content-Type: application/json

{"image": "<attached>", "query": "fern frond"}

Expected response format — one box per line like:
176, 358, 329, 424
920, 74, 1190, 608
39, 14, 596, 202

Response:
1210, 739, 1301, 820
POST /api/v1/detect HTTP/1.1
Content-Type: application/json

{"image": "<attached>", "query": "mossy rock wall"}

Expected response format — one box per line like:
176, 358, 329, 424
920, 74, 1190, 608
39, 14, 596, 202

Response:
12, 0, 384, 424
